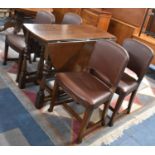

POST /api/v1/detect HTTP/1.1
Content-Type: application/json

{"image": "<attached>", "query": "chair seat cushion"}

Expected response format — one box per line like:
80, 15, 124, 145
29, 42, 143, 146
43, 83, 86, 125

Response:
56, 72, 112, 108
116, 73, 138, 95
6, 34, 26, 52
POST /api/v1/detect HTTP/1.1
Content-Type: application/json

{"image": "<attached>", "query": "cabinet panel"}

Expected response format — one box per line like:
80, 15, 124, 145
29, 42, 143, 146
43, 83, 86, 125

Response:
81, 9, 98, 27
53, 8, 111, 31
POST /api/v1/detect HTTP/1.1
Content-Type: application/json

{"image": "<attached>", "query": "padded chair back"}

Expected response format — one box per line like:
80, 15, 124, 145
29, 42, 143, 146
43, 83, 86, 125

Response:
89, 40, 129, 89
35, 11, 55, 24
62, 12, 82, 25
48, 41, 95, 71
123, 38, 154, 80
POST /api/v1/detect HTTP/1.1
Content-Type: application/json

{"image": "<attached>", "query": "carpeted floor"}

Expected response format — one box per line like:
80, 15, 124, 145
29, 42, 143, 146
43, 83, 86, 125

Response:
0, 87, 54, 146
110, 113, 155, 146
0, 22, 155, 145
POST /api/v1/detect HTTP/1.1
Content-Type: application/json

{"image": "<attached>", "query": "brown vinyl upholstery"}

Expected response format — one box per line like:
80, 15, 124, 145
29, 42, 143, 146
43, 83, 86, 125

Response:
123, 38, 154, 79
5, 34, 26, 53
57, 72, 112, 108
49, 40, 129, 143
3, 11, 55, 88
116, 73, 138, 94
35, 40, 96, 109
88, 40, 129, 88
62, 12, 82, 25
109, 38, 154, 126
35, 11, 55, 24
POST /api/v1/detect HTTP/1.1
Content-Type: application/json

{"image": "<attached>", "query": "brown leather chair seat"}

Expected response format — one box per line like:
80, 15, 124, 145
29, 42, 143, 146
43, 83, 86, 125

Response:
57, 72, 112, 108
116, 73, 138, 94
6, 34, 26, 52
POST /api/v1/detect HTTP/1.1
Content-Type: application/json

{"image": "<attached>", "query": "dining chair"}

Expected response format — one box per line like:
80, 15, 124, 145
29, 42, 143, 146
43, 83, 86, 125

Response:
3, 11, 55, 87
62, 12, 82, 25
109, 38, 154, 127
35, 40, 96, 109
48, 40, 129, 143
34, 11, 55, 24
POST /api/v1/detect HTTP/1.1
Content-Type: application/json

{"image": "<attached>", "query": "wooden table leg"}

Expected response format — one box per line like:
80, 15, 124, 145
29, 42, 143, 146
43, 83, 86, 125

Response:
35, 78, 46, 109
35, 45, 46, 109
36, 45, 45, 80
18, 50, 27, 89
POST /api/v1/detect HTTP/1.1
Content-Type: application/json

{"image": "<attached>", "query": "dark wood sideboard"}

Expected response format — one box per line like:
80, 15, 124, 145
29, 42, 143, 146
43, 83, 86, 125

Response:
53, 8, 112, 31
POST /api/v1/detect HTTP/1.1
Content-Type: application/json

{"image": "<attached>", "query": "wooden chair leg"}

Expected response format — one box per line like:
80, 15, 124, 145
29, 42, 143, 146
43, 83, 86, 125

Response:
48, 81, 59, 112
109, 94, 125, 127
16, 53, 23, 82
101, 99, 111, 126
76, 108, 93, 144
127, 90, 137, 114
3, 40, 9, 65
35, 86, 45, 109
35, 75, 48, 108
28, 53, 32, 64
18, 52, 27, 89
